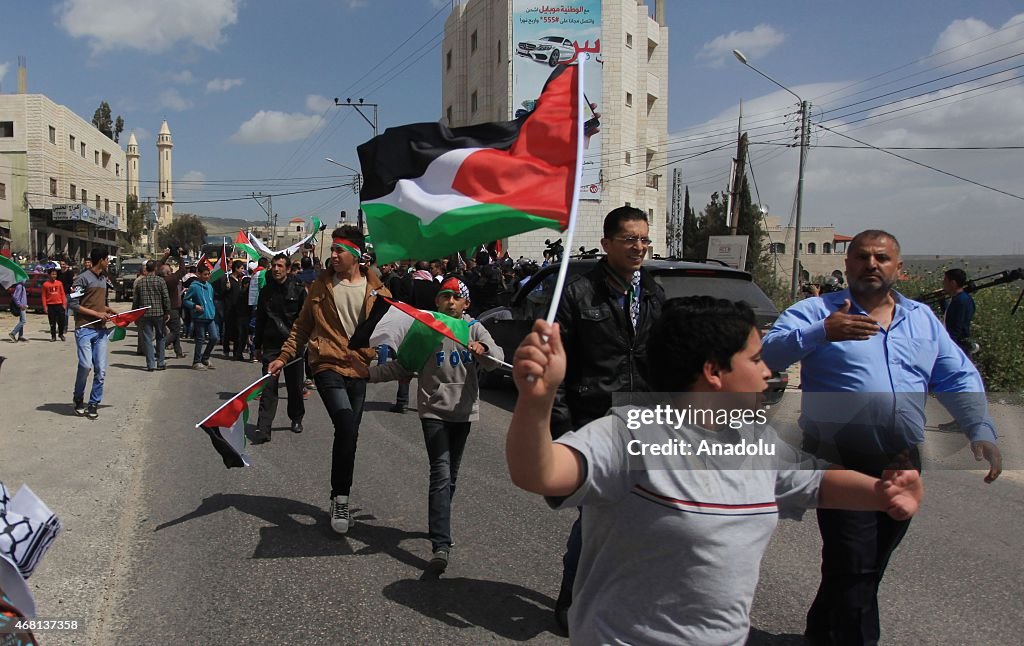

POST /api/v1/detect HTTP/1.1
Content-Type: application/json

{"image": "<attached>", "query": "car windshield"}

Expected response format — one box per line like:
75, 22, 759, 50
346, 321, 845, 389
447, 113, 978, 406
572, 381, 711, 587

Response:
541, 36, 564, 42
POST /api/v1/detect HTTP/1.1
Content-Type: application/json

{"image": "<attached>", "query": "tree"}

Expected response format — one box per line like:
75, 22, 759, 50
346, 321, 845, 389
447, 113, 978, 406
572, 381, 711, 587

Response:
157, 213, 207, 256
125, 195, 150, 245
682, 185, 697, 258
91, 101, 125, 142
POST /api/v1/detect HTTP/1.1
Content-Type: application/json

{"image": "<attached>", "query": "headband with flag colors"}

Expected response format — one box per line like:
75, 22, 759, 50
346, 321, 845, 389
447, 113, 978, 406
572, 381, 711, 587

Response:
357, 63, 582, 264
332, 237, 363, 259
196, 373, 273, 468
0, 256, 29, 290
438, 276, 470, 300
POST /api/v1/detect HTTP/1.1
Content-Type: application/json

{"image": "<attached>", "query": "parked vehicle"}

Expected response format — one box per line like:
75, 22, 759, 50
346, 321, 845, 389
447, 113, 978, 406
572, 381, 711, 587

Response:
476, 257, 789, 403
516, 35, 576, 66
0, 272, 47, 314
114, 258, 147, 302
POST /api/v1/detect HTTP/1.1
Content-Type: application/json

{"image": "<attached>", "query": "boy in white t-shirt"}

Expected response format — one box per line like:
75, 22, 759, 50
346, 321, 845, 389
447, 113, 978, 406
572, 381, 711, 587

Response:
507, 296, 923, 645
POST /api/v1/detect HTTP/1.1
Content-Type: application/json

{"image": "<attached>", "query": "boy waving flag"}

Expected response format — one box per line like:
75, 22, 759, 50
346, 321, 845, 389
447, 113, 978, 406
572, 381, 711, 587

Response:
357, 64, 582, 265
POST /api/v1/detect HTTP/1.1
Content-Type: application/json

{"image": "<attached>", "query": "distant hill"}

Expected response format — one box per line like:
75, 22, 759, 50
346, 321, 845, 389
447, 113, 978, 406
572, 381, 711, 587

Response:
173, 214, 262, 236
902, 255, 1024, 276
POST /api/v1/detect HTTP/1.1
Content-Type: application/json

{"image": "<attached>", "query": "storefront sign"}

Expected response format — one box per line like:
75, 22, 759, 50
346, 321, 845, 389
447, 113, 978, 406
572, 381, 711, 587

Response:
51, 204, 120, 230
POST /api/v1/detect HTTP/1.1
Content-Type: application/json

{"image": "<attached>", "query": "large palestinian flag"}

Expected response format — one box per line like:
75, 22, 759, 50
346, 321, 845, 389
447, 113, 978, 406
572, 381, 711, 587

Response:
357, 64, 581, 264
196, 374, 272, 468
350, 296, 470, 372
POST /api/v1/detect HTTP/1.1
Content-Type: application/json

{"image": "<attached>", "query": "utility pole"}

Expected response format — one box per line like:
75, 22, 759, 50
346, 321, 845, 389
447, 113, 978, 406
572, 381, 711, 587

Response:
727, 102, 744, 235
669, 168, 682, 257
792, 100, 810, 300
251, 192, 274, 246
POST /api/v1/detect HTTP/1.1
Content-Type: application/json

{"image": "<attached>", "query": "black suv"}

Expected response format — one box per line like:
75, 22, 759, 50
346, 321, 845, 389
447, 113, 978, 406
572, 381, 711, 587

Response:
476, 257, 788, 404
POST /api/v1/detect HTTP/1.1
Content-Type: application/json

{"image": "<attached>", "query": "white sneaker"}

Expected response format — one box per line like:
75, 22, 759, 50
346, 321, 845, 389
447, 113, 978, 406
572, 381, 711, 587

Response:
330, 495, 351, 534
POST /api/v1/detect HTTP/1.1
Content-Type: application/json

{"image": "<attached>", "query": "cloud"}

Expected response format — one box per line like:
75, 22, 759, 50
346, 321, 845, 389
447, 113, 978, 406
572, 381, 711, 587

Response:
171, 70, 194, 84
697, 24, 786, 68
157, 88, 194, 111
180, 170, 206, 189
305, 94, 334, 113
206, 78, 244, 93
128, 127, 152, 143
930, 13, 1024, 70
673, 58, 1024, 255
346, 0, 368, 7
57, 0, 240, 53
231, 110, 325, 144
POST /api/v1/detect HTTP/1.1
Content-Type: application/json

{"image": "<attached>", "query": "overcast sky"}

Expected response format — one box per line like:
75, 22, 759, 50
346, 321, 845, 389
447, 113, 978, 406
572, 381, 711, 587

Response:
2, 1, 1022, 255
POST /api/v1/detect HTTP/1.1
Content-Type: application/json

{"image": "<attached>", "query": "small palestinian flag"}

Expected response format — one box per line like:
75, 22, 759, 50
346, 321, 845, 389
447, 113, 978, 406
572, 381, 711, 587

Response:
106, 306, 150, 341
350, 296, 469, 372
234, 230, 260, 261
0, 256, 29, 290
196, 374, 272, 468
210, 242, 230, 281
357, 64, 580, 264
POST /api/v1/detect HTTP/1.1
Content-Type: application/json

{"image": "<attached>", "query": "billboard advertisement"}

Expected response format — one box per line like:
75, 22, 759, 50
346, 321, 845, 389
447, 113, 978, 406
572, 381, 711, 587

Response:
512, 0, 602, 199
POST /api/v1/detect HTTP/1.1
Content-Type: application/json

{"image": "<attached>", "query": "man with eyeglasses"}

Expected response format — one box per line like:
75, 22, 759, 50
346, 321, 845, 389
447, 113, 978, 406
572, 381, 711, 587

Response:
548, 205, 666, 634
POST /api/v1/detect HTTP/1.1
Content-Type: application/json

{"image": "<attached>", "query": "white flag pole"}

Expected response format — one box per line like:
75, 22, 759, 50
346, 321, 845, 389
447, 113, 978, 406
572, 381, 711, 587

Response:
543, 58, 586, 325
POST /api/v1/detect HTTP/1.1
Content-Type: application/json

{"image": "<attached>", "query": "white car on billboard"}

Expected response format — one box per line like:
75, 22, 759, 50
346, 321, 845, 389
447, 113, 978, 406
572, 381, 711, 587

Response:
516, 35, 575, 67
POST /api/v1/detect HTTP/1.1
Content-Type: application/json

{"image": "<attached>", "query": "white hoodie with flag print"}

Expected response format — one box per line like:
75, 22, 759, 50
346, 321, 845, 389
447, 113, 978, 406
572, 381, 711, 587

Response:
368, 315, 503, 422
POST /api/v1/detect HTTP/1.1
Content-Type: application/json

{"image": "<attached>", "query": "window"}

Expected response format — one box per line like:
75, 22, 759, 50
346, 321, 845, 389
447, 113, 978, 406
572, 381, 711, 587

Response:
102, 151, 110, 169
104, 198, 110, 212
625, 152, 631, 165
81, 189, 87, 203
49, 126, 56, 144
625, 32, 633, 48
116, 203, 121, 216
165, 151, 169, 161
446, 50, 452, 70
471, 91, 478, 113
81, 142, 86, 157
94, 151, 100, 165
70, 184, 76, 200
807, 242, 817, 254
50, 177, 58, 196
446, 106, 453, 124
296, 225, 302, 232
770, 242, 786, 254
0, 122, 12, 138
624, 202, 631, 207
0, 182, 5, 200
625, 92, 633, 107
70, 135, 76, 151
497, 39, 501, 62
95, 195, 100, 210
823, 242, 832, 254
115, 163, 120, 177
471, 30, 478, 53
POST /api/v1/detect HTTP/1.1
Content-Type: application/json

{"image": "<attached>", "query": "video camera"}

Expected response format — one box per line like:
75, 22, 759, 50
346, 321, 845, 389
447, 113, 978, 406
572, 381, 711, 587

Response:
544, 238, 564, 263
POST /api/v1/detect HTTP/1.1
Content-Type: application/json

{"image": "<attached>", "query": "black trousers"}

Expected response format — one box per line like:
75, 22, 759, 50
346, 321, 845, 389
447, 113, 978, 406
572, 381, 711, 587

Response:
314, 371, 367, 498
164, 308, 183, 356
47, 304, 67, 337
421, 419, 471, 551
805, 442, 922, 646
257, 349, 305, 432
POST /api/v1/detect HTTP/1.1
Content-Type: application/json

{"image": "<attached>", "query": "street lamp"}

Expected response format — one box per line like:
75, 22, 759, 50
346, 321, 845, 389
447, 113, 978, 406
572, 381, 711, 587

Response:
325, 157, 364, 231
733, 49, 810, 301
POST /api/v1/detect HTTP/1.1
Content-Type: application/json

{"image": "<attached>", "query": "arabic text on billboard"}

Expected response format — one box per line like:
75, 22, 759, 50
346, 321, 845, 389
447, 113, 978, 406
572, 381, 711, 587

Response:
51, 204, 120, 230
512, 1, 601, 199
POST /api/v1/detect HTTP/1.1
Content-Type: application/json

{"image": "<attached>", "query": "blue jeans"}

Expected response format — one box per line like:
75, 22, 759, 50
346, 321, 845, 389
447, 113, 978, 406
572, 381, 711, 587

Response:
74, 326, 110, 405
313, 371, 367, 497
138, 317, 166, 369
10, 309, 27, 339
421, 419, 471, 552
191, 319, 220, 365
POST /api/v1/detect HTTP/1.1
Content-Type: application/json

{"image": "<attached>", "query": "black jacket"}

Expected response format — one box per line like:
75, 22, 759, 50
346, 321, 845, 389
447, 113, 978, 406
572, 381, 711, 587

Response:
254, 275, 306, 351
551, 260, 666, 437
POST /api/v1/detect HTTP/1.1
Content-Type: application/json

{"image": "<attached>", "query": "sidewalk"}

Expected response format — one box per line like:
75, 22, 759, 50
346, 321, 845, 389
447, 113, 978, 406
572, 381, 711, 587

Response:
0, 305, 185, 644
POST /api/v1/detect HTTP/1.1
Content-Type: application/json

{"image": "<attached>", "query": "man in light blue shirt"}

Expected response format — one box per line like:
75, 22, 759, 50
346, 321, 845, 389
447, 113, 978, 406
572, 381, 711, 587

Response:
762, 229, 1001, 646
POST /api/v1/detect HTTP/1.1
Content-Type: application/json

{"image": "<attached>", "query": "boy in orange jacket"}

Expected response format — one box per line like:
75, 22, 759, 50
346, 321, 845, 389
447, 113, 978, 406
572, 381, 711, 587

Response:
42, 266, 68, 341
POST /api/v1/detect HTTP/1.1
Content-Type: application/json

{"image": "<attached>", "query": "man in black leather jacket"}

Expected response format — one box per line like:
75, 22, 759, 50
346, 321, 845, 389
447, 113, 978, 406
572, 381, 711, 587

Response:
550, 205, 666, 633
253, 253, 307, 443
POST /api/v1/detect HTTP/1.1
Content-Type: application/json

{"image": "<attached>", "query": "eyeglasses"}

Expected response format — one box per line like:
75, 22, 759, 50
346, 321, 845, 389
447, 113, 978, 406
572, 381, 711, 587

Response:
614, 236, 652, 247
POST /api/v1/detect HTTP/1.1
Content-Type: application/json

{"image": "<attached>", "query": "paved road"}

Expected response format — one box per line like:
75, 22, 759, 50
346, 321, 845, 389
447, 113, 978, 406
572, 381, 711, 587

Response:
2, 312, 1022, 644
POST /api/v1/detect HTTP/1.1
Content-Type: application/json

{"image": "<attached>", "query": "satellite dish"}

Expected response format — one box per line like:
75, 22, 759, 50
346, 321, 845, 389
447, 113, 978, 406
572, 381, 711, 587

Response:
758, 204, 770, 216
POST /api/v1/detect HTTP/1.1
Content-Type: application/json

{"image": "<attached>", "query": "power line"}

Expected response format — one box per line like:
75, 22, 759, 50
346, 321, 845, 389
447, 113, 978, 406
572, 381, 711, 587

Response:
813, 123, 1024, 201
753, 142, 1024, 151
